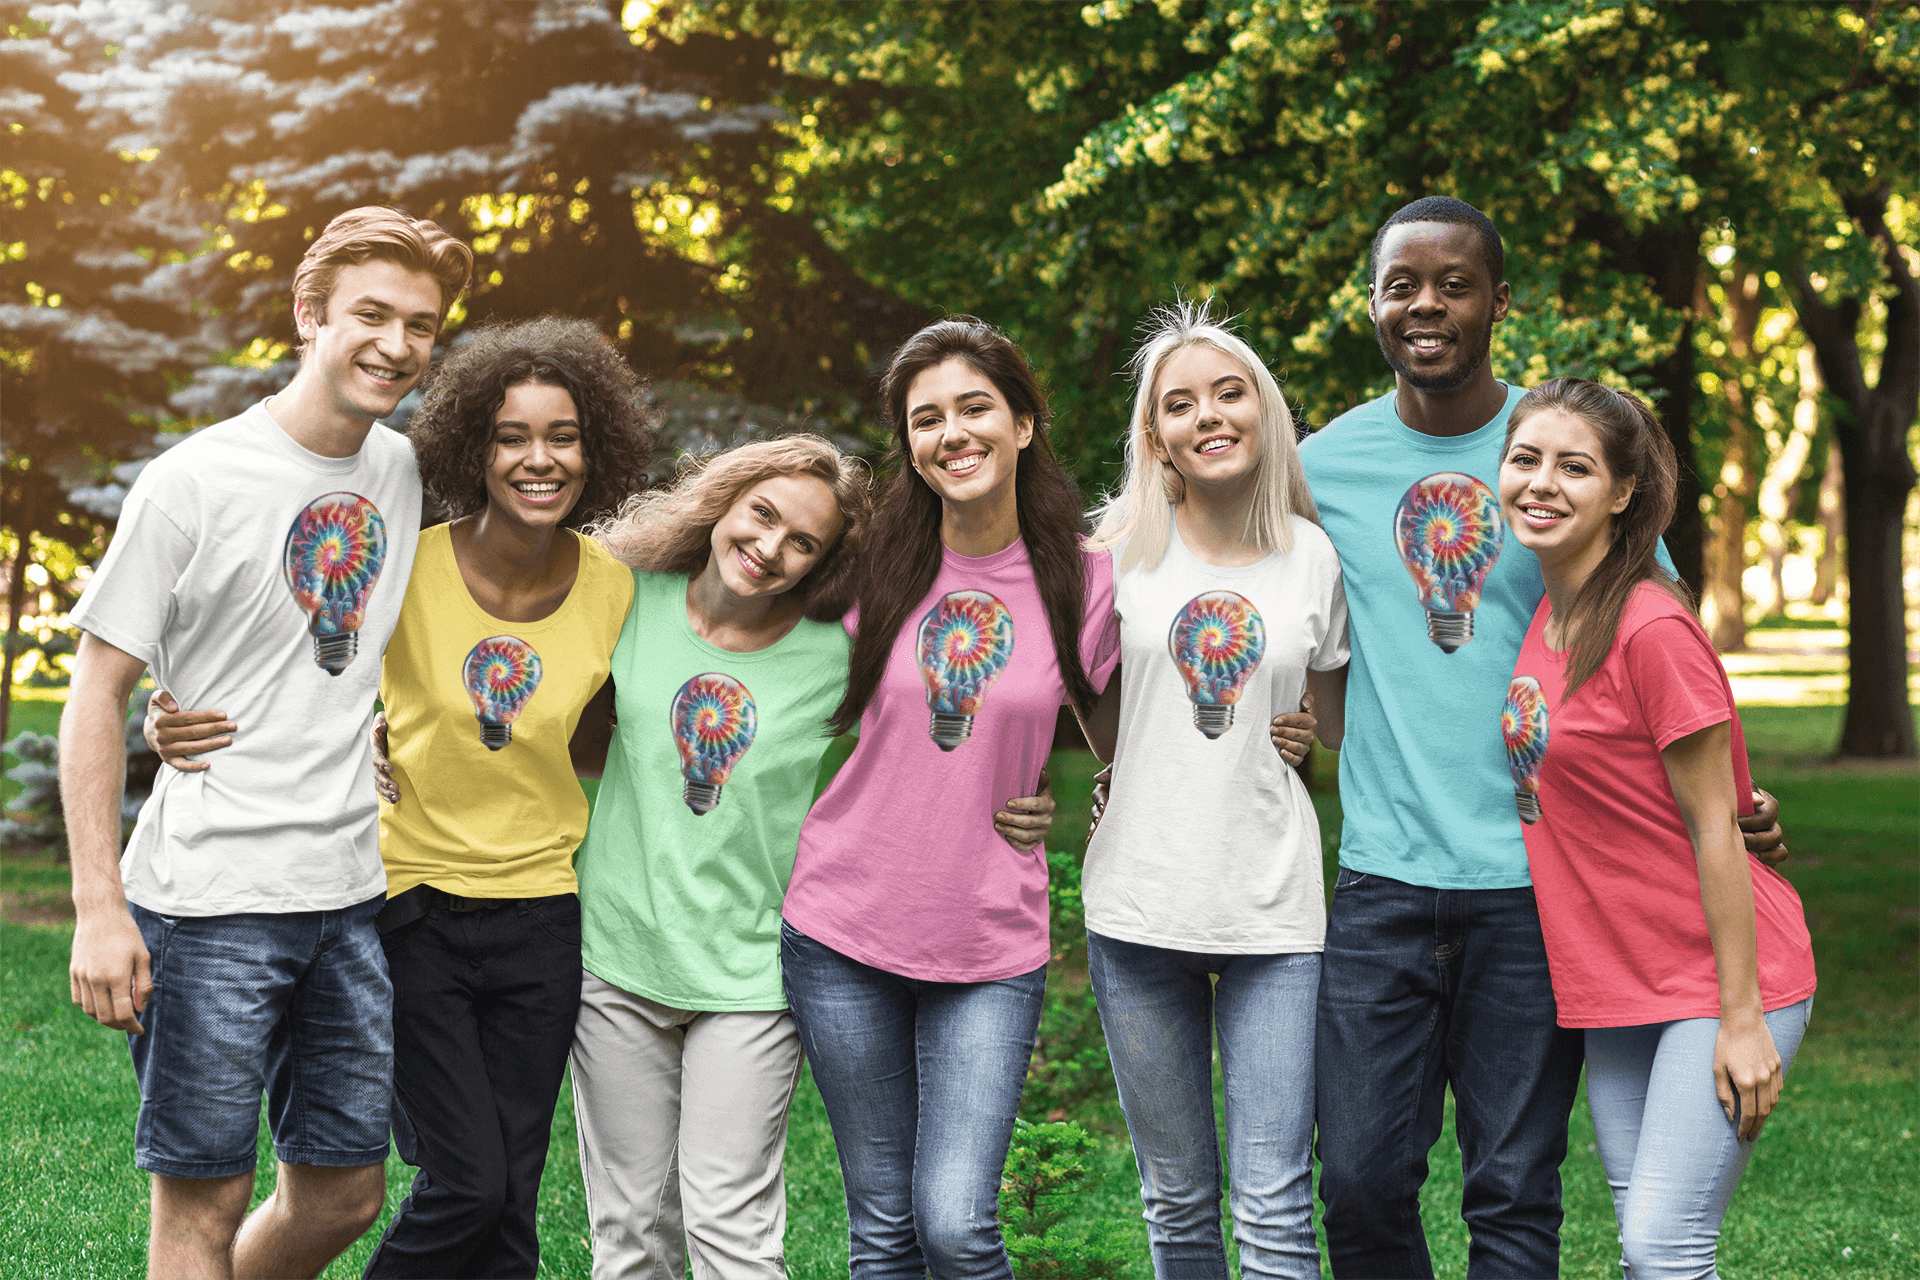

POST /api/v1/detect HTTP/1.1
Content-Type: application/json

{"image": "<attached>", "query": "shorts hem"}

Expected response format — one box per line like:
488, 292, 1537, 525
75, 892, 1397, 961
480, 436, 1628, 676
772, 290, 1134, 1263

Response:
274, 1143, 391, 1169
135, 1152, 260, 1180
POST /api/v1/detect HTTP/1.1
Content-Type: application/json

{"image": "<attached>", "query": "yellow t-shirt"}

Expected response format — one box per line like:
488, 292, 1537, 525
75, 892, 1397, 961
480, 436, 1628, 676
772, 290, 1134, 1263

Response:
379, 523, 634, 898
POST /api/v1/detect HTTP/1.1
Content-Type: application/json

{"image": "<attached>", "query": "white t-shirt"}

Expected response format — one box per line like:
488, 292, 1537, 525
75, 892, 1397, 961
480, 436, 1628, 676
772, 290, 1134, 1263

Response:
70, 400, 421, 916
1082, 515, 1349, 954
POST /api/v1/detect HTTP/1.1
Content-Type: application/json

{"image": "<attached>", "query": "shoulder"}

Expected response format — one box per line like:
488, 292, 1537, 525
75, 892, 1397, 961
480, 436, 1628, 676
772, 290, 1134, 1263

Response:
1286, 513, 1339, 561
1617, 580, 1703, 646
1079, 543, 1117, 608
365, 422, 423, 470
1300, 391, 1395, 455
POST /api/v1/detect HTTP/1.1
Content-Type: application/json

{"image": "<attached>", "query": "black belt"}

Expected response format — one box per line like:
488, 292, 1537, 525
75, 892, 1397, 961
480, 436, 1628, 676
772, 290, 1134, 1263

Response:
375, 883, 520, 933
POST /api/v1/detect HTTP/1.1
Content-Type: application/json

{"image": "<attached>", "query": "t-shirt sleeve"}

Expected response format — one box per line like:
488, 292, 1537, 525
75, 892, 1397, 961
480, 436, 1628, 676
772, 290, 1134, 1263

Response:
69, 488, 197, 667
1621, 615, 1734, 751
1081, 550, 1121, 694
1311, 566, 1351, 672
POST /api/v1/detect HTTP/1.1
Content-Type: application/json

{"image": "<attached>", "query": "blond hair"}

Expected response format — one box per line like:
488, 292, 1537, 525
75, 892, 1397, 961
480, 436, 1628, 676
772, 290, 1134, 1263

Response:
1089, 300, 1318, 571
588, 435, 871, 622
292, 206, 474, 343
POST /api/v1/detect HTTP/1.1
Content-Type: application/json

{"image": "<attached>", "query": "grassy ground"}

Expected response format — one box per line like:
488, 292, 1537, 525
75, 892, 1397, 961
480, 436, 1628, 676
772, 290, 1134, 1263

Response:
3, 695, 1914, 1277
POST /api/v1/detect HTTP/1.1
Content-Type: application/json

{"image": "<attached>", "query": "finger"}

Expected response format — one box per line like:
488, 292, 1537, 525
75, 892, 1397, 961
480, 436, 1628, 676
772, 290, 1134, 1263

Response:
996, 810, 1050, 831
1300, 693, 1315, 714
1716, 1066, 1735, 1122
134, 951, 153, 1013
154, 690, 179, 714
1739, 1079, 1761, 1141
158, 709, 232, 729
1036, 767, 1052, 796
164, 734, 235, 756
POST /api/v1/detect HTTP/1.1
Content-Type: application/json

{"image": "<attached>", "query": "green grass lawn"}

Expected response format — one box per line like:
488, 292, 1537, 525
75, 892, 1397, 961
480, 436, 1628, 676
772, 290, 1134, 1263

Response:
4, 700, 1914, 1277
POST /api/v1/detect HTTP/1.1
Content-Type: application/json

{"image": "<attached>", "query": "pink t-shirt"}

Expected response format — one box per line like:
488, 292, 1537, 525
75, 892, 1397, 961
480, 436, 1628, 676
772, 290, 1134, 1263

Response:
1509, 583, 1815, 1028
783, 540, 1120, 982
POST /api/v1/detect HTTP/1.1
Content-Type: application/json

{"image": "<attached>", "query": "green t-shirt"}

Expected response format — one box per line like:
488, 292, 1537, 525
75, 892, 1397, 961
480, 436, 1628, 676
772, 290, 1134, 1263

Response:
577, 570, 852, 1010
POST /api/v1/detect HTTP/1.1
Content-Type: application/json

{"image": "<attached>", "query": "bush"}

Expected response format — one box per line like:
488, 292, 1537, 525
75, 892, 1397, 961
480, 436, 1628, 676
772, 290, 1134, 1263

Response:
0, 706, 160, 860
999, 1120, 1132, 1279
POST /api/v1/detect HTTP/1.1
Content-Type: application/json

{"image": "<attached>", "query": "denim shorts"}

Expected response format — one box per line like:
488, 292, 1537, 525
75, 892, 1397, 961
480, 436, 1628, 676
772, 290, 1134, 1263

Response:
127, 894, 394, 1178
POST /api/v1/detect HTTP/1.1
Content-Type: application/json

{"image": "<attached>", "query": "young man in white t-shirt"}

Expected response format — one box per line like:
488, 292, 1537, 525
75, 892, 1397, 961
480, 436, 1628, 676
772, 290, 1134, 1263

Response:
62, 207, 472, 1280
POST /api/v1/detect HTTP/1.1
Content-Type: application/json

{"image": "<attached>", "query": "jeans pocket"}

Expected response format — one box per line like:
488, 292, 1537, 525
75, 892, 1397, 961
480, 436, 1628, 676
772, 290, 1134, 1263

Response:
527, 894, 582, 947
1332, 866, 1370, 892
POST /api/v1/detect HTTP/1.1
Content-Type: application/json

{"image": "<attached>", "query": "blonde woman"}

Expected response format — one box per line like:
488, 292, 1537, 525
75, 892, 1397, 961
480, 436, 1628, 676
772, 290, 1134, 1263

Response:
569, 436, 1058, 1279
1079, 302, 1347, 1278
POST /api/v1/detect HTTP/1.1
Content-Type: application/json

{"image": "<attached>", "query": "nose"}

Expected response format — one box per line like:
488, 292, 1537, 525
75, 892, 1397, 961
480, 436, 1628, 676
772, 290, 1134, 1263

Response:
372, 318, 411, 360
1409, 282, 1445, 316
523, 436, 555, 471
938, 412, 970, 448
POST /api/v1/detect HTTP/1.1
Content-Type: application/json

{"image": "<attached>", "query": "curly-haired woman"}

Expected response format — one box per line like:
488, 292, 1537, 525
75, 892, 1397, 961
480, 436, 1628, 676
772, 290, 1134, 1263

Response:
150, 314, 656, 1277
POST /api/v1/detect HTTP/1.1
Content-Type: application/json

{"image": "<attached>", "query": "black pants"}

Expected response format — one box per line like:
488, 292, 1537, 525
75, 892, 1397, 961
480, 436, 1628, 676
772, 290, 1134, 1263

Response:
363, 890, 582, 1279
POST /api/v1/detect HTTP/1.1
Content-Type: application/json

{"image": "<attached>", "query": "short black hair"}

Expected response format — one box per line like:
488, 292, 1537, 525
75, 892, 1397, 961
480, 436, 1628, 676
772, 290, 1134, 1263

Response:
1369, 196, 1505, 286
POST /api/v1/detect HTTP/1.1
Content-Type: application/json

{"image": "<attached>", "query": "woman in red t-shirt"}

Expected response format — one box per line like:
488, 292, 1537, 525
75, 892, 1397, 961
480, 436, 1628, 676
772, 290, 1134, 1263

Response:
1494, 377, 1815, 1276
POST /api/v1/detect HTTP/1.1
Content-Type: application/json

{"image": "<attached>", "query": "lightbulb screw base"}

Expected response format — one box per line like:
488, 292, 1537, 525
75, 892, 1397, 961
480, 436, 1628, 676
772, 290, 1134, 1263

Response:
1425, 610, 1473, 653
928, 711, 974, 752
1192, 704, 1234, 740
683, 780, 722, 815
313, 631, 357, 676
1515, 791, 1542, 824
479, 722, 512, 751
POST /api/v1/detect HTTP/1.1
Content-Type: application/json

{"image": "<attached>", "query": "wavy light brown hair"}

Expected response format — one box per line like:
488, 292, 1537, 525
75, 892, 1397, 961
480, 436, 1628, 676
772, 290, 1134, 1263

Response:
292, 206, 473, 348
588, 435, 871, 622
1502, 376, 1689, 701
409, 316, 655, 530
830, 316, 1099, 737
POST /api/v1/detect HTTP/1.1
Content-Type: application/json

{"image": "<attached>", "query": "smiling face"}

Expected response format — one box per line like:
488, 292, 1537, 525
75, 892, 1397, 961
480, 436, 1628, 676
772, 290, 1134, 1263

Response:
707, 472, 845, 601
484, 381, 587, 531
1499, 407, 1634, 568
295, 258, 443, 424
1370, 221, 1510, 395
1151, 342, 1264, 494
904, 358, 1033, 514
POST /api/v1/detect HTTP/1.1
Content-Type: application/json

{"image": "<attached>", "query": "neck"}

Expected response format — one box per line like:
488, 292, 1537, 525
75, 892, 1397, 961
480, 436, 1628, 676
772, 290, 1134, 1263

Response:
1538, 525, 1615, 643
686, 558, 803, 650
1393, 362, 1507, 439
454, 509, 567, 587
939, 482, 1022, 557
1172, 471, 1262, 567
267, 365, 377, 459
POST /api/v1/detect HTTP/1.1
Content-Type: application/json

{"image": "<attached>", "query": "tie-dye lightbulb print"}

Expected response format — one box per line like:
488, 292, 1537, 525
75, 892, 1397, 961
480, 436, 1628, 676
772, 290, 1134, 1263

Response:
916, 590, 1016, 751
283, 492, 388, 675
1392, 472, 1504, 653
463, 636, 543, 750
1167, 591, 1268, 739
1502, 676, 1550, 824
670, 673, 759, 814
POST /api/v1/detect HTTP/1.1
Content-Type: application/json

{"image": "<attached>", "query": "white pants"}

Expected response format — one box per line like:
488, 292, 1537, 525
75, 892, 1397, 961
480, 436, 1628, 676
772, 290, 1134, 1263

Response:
570, 969, 804, 1280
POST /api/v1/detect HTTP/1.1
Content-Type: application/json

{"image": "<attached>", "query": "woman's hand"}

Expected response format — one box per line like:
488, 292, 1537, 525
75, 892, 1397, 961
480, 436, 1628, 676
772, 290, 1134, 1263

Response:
1088, 764, 1111, 835
144, 689, 235, 773
996, 768, 1055, 851
372, 712, 400, 805
1715, 1010, 1784, 1141
1271, 694, 1317, 768
1739, 787, 1788, 866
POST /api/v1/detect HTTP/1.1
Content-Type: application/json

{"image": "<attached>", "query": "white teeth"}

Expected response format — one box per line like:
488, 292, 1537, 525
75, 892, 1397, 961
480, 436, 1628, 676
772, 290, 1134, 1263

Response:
516, 482, 561, 496
1198, 439, 1232, 454
942, 456, 980, 472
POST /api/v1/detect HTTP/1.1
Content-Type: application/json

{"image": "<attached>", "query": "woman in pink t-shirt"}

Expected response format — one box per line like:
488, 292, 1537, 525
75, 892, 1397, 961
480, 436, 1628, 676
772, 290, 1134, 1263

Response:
780, 316, 1119, 1277
1495, 377, 1815, 1277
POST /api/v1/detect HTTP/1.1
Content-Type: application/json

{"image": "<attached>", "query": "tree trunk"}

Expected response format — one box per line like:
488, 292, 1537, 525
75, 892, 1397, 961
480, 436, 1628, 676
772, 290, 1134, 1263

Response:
1703, 270, 1766, 652
1808, 438, 1844, 608
0, 519, 35, 746
1793, 185, 1919, 758
1755, 345, 1820, 618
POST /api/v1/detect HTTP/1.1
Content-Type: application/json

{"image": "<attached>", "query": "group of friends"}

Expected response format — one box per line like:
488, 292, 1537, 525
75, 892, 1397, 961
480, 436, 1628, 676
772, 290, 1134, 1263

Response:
60, 195, 1814, 1280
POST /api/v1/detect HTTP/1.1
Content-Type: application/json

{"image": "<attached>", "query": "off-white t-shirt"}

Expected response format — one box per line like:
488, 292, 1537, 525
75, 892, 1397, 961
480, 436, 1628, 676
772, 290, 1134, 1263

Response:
1082, 516, 1348, 954
70, 400, 421, 916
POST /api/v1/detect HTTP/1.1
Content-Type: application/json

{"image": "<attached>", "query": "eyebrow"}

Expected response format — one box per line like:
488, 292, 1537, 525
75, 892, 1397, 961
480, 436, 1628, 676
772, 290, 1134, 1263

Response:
492, 416, 581, 429
909, 388, 995, 418
346, 293, 440, 324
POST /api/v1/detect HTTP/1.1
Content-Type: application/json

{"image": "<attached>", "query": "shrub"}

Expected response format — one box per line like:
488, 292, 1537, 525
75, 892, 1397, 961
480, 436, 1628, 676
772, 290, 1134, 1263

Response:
999, 1119, 1132, 1279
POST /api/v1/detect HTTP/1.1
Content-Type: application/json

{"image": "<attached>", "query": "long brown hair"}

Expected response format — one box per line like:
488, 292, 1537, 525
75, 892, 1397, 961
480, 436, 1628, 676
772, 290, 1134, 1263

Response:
1503, 377, 1689, 700
830, 316, 1098, 736
587, 434, 871, 622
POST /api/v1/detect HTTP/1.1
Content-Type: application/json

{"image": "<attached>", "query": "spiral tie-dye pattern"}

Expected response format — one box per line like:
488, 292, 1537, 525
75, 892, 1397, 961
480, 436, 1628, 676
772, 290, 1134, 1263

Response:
1167, 590, 1268, 739
1502, 675, 1550, 824
916, 590, 1017, 751
463, 636, 543, 750
282, 492, 387, 675
671, 673, 759, 814
1393, 472, 1504, 653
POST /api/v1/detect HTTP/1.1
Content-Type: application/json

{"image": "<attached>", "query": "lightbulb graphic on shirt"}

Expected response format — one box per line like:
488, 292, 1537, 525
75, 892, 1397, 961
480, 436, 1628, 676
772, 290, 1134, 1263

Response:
916, 590, 1016, 751
1393, 472, 1504, 654
463, 635, 543, 750
670, 673, 759, 814
283, 492, 387, 675
1167, 591, 1267, 739
1502, 676, 1550, 824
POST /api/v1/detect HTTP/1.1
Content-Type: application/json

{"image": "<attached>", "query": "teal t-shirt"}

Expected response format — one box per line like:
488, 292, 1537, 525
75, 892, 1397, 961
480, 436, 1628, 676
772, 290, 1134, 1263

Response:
576, 570, 852, 1010
1301, 385, 1672, 889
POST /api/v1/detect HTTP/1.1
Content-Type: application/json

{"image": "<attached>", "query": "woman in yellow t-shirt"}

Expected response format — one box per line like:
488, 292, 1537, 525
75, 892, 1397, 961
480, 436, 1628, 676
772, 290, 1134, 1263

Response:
150, 315, 655, 1278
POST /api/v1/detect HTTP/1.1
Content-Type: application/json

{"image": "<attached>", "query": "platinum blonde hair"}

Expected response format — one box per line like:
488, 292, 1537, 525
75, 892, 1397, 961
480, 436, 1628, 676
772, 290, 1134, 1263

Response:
1088, 299, 1319, 571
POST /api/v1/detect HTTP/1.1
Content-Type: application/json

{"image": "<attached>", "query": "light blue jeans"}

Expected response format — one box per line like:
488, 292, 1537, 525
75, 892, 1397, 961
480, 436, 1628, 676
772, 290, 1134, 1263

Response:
1088, 931, 1320, 1280
1584, 997, 1812, 1280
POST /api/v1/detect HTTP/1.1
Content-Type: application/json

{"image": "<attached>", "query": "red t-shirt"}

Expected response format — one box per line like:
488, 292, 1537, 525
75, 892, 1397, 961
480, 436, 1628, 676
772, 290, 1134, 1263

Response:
1509, 583, 1816, 1028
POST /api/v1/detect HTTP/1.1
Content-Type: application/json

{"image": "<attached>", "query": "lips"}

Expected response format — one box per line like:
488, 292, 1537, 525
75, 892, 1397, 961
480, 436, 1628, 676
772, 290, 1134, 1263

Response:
1196, 435, 1238, 455
1400, 332, 1454, 358
512, 480, 565, 505
735, 546, 772, 580
939, 451, 984, 477
357, 360, 409, 387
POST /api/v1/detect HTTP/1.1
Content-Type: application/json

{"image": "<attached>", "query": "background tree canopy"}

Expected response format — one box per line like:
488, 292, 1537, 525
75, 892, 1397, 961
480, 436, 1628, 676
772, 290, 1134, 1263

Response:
4, 0, 1915, 754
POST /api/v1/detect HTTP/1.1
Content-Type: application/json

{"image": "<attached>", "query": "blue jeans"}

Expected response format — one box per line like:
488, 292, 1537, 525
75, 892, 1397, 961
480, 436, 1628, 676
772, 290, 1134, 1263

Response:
780, 921, 1045, 1280
127, 895, 393, 1178
1585, 998, 1812, 1279
1088, 932, 1320, 1280
1314, 869, 1583, 1278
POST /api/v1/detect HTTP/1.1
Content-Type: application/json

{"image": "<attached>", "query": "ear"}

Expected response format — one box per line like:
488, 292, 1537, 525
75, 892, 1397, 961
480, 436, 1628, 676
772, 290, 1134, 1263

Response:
1491, 280, 1512, 324
1610, 475, 1635, 515
1366, 283, 1377, 325
1015, 414, 1034, 450
293, 293, 319, 341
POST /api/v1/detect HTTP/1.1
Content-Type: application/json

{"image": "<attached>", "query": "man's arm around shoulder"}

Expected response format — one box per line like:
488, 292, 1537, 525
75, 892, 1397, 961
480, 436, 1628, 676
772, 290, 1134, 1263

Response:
62, 631, 154, 1033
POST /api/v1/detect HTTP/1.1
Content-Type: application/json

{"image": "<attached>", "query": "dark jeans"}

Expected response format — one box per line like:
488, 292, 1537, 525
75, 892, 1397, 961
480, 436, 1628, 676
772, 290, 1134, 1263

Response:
363, 890, 582, 1280
1314, 869, 1582, 1279
781, 920, 1046, 1280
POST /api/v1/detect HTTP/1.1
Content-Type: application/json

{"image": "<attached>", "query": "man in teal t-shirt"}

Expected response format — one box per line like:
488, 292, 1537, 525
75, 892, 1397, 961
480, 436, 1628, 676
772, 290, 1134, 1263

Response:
1299, 197, 1785, 1278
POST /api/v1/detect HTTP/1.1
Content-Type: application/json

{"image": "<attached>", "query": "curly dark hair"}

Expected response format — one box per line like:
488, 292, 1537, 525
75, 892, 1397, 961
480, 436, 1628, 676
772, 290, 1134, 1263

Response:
408, 316, 655, 529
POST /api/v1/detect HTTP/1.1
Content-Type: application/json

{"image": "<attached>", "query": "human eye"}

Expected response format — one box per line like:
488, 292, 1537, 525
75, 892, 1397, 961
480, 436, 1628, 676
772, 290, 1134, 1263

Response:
792, 535, 816, 555
752, 504, 773, 521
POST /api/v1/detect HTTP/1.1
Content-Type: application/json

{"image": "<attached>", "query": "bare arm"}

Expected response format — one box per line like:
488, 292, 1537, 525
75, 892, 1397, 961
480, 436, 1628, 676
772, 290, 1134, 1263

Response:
1304, 662, 1348, 751
1662, 720, 1782, 1141
143, 689, 234, 772
995, 768, 1056, 852
568, 677, 615, 780
1075, 661, 1121, 765
61, 632, 154, 1033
